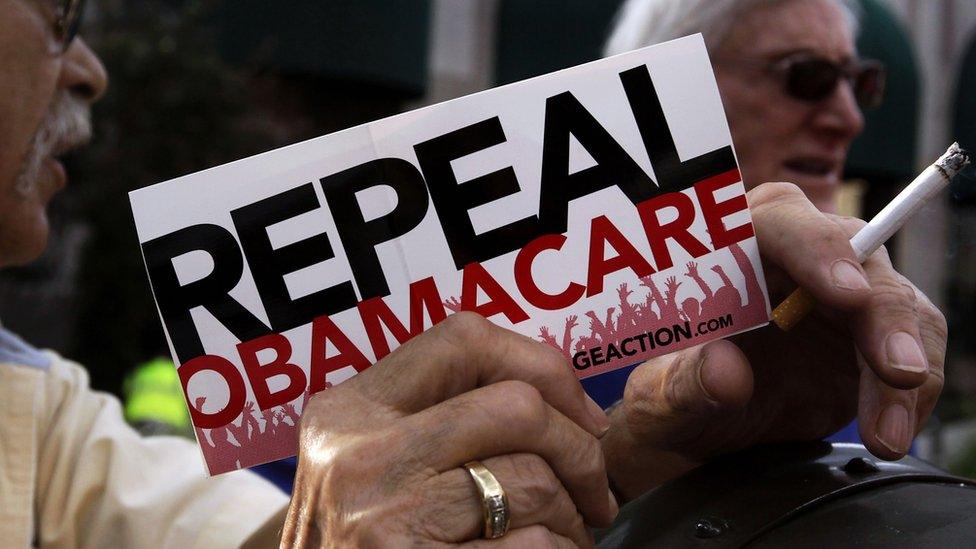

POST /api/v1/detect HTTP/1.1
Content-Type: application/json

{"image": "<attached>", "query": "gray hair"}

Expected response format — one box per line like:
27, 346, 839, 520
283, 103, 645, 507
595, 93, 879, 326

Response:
604, 0, 860, 56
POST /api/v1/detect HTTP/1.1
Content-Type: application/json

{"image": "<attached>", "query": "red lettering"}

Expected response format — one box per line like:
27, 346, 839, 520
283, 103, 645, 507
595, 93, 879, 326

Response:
237, 333, 307, 411
514, 234, 586, 309
179, 355, 247, 429
694, 169, 754, 249
637, 191, 710, 271
309, 314, 371, 393
358, 276, 448, 360
586, 215, 654, 297
461, 262, 530, 324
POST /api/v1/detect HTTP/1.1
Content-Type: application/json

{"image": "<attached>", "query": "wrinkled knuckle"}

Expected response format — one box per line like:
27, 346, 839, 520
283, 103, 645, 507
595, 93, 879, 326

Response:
521, 525, 563, 549
749, 181, 805, 207
819, 225, 854, 255
829, 214, 868, 236
511, 454, 562, 505
920, 304, 948, 340
438, 311, 493, 347
578, 433, 606, 480
498, 381, 549, 430
868, 277, 917, 313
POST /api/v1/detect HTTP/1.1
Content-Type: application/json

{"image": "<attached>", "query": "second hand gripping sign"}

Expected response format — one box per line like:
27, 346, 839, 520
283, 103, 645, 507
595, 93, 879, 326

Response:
130, 34, 771, 475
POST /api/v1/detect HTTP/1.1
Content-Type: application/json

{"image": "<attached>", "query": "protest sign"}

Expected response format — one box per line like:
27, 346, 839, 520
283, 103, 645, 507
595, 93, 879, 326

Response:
130, 34, 770, 475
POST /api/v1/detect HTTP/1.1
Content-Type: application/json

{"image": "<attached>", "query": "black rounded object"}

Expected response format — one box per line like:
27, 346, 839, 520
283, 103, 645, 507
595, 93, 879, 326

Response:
596, 442, 976, 548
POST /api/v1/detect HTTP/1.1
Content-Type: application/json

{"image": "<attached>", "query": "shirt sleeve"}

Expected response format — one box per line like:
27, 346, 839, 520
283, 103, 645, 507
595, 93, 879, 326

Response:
33, 356, 290, 549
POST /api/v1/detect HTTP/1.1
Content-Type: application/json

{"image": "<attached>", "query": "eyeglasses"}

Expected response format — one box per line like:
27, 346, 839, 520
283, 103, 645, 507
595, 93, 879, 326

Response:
49, 0, 86, 52
726, 55, 887, 110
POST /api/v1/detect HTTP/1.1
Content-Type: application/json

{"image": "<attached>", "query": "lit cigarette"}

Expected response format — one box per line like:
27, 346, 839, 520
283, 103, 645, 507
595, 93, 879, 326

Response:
771, 143, 971, 331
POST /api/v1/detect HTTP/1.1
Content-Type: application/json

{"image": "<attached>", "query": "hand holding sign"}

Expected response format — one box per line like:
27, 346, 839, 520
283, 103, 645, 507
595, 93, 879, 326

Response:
602, 183, 945, 501
281, 312, 617, 547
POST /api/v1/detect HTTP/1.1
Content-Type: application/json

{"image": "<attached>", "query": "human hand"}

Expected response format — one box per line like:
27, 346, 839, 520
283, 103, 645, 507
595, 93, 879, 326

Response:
685, 261, 699, 278
617, 283, 632, 302
603, 183, 945, 501
665, 276, 681, 296
566, 315, 579, 330
281, 312, 618, 547
444, 296, 463, 313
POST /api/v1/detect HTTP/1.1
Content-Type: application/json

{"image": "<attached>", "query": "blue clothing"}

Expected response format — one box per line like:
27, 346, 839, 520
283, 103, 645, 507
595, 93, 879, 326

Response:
0, 326, 50, 370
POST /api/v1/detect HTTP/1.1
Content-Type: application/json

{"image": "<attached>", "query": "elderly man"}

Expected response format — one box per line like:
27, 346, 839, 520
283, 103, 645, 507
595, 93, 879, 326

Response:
0, 1, 292, 547
597, 0, 945, 502
1, 0, 944, 547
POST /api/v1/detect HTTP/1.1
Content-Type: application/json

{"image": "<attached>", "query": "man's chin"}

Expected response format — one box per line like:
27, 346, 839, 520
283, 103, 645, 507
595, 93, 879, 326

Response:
0, 205, 51, 268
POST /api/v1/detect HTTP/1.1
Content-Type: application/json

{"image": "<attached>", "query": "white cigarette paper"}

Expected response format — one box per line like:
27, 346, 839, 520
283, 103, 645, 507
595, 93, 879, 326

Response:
773, 142, 970, 331
850, 142, 971, 261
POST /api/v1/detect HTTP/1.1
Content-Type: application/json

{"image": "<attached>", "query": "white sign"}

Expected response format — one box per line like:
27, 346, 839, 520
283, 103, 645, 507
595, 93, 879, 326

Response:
130, 34, 770, 475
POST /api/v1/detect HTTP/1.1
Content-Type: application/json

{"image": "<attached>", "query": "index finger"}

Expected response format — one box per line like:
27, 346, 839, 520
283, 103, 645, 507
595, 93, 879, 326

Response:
336, 311, 609, 437
749, 182, 872, 310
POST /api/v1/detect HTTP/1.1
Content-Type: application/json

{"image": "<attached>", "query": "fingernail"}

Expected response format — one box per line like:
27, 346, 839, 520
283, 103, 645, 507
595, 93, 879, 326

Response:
876, 403, 910, 454
608, 488, 620, 519
585, 394, 611, 436
886, 332, 928, 373
831, 259, 871, 291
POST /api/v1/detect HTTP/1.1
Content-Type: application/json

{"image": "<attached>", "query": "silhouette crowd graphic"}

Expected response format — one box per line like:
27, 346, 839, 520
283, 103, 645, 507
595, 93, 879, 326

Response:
192, 384, 326, 474
190, 243, 766, 473
530, 242, 767, 371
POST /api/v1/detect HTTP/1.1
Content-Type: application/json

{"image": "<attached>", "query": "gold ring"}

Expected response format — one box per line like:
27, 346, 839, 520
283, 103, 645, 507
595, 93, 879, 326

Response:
463, 460, 510, 539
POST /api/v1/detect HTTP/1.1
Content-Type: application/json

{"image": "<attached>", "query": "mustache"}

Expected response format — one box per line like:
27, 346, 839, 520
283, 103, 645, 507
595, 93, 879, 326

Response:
38, 91, 92, 157
15, 92, 92, 194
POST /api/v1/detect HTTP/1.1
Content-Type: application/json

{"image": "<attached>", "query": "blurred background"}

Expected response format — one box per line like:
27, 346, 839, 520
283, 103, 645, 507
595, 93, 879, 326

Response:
2, 0, 976, 473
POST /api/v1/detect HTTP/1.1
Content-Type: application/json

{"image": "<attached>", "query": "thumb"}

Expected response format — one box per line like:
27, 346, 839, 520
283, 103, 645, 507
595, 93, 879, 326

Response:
621, 340, 754, 457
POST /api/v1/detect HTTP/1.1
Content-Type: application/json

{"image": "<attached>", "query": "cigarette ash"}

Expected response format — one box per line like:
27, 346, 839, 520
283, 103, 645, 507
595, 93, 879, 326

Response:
937, 142, 971, 178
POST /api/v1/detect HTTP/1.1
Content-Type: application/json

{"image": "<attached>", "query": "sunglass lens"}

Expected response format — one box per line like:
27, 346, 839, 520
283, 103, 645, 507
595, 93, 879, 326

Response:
787, 59, 840, 102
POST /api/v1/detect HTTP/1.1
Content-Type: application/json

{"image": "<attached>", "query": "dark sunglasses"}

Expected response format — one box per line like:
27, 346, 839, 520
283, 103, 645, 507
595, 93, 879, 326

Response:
730, 55, 887, 110
49, 0, 86, 52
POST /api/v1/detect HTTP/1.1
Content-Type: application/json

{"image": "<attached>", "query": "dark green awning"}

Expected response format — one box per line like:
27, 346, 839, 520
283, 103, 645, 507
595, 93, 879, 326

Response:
216, 0, 430, 98
845, 0, 920, 182
494, 0, 626, 85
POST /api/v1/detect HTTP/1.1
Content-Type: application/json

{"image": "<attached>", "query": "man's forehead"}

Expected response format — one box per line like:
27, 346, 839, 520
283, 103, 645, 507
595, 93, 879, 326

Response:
721, 0, 855, 61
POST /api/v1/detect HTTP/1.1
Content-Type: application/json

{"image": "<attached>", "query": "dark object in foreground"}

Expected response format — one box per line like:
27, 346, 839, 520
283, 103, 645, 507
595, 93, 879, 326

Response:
597, 442, 976, 548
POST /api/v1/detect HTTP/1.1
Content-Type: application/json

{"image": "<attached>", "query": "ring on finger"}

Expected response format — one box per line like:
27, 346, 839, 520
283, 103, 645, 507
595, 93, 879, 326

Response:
464, 460, 511, 539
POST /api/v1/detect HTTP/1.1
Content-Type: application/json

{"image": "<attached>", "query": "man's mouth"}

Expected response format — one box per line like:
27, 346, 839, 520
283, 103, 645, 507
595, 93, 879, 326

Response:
782, 158, 838, 178
44, 157, 67, 194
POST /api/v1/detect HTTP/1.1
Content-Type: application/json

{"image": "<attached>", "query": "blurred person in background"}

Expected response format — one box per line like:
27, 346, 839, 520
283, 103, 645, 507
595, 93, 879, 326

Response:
0, 0, 946, 547
597, 0, 946, 501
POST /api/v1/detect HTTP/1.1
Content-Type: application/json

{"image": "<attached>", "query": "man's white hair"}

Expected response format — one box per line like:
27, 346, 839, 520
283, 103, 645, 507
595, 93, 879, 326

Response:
604, 0, 860, 56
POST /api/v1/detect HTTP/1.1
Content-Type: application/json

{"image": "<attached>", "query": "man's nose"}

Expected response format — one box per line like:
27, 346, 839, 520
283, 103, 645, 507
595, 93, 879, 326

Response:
812, 78, 865, 141
58, 37, 108, 102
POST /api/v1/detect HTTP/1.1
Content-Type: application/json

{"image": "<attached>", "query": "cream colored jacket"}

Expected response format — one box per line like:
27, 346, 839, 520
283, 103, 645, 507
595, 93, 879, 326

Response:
0, 344, 289, 548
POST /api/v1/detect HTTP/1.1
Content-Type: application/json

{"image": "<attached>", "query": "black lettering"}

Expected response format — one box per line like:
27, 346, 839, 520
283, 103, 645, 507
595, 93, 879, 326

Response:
620, 337, 638, 356
231, 184, 357, 333
415, 117, 541, 269
619, 65, 737, 190
573, 350, 590, 370
539, 91, 655, 235
590, 346, 606, 366
142, 224, 271, 364
675, 320, 692, 340
321, 158, 430, 299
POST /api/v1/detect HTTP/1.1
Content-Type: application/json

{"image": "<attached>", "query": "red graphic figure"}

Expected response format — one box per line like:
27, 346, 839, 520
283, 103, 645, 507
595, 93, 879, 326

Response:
193, 396, 242, 473
443, 296, 463, 314
585, 307, 617, 345
708, 264, 744, 318
728, 242, 768, 324
615, 283, 640, 331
